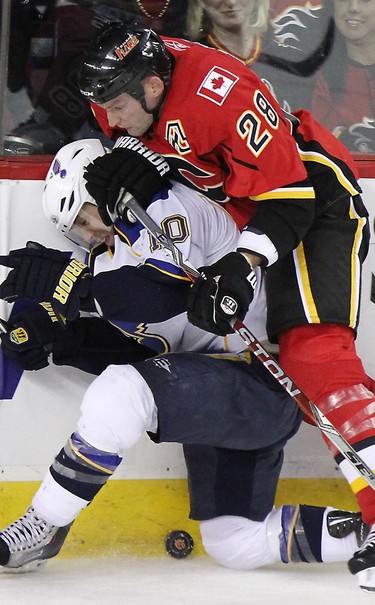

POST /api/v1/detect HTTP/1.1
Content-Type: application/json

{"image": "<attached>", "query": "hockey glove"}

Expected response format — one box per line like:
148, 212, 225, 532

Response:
187, 252, 257, 336
1, 302, 62, 370
0, 241, 91, 323
83, 136, 170, 226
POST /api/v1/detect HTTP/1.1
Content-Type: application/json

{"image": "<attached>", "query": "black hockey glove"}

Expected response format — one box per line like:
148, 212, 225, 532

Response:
187, 252, 257, 337
0, 241, 91, 323
83, 136, 170, 226
0, 303, 62, 370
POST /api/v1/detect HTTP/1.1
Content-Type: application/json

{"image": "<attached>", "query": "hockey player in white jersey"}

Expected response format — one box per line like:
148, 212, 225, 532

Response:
0, 139, 368, 574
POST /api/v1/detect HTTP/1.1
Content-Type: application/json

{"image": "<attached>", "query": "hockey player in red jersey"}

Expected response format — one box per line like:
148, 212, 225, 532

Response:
0, 139, 368, 574
74, 23, 375, 591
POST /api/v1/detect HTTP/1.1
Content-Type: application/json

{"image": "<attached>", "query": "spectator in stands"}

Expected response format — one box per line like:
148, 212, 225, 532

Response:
186, 0, 332, 112
127, 0, 188, 36
5, 1, 103, 155
310, 0, 375, 154
5, 0, 187, 155
186, 0, 269, 63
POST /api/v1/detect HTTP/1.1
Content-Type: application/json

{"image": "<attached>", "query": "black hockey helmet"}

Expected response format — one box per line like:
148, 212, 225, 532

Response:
78, 22, 172, 108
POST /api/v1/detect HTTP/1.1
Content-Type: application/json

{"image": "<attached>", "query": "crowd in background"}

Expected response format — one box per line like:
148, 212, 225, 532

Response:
3, 0, 375, 155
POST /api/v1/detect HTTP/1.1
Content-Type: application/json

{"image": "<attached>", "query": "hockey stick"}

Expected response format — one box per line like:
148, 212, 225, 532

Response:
119, 193, 375, 490
0, 317, 9, 334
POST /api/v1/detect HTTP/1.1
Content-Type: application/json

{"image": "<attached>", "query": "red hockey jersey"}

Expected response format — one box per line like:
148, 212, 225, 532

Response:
91, 37, 309, 203
90, 37, 361, 262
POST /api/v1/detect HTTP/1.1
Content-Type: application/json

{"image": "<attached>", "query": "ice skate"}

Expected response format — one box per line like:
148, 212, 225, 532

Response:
4, 112, 68, 155
348, 525, 375, 592
0, 506, 72, 572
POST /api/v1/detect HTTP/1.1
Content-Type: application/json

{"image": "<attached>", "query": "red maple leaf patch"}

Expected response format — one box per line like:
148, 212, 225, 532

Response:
211, 75, 225, 90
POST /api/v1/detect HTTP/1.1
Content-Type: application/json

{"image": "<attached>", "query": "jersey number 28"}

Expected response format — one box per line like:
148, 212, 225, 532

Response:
237, 90, 279, 157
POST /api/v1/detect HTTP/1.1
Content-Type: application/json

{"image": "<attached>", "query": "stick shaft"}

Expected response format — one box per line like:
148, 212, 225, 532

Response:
0, 317, 9, 333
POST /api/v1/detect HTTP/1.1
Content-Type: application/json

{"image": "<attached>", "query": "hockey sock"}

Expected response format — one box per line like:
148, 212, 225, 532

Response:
278, 324, 372, 420
279, 324, 375, 524
50, 432, 122, 501
32, 470, 89, 527
280, 505, 323, 562
199, 506, 365, 570
317, 387, 375, 526
280, 505, 365, 563
32, 433, 122, 527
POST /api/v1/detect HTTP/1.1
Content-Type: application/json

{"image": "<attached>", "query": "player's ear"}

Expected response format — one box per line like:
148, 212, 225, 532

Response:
144, 75, 165, 102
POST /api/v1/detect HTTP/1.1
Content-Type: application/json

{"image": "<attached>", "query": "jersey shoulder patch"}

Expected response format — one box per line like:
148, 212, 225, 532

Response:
197, 66, 239, 106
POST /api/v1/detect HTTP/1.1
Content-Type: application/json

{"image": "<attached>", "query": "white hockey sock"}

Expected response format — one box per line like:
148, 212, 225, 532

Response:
32, 470, 89, 526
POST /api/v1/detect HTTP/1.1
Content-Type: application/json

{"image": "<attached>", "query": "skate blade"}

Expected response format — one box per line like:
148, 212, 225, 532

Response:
356, 568, 375, 592
0, 560, 46, 574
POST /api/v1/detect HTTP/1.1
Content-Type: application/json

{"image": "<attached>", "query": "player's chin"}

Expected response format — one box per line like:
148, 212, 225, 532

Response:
126, 126, 144, 137
125, 120, 153, 137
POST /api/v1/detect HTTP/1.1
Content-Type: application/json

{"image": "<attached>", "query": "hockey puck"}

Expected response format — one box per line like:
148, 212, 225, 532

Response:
165, 530, 194, 559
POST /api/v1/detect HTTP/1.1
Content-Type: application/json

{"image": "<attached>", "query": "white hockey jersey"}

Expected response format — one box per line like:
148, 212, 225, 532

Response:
88, 181, 267, 355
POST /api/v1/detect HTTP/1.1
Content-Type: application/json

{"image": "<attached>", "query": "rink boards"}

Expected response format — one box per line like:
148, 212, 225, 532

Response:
0, 160, 373, 556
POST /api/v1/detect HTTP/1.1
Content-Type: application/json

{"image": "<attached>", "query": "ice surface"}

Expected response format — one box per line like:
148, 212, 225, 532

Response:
0, 556, 373, 605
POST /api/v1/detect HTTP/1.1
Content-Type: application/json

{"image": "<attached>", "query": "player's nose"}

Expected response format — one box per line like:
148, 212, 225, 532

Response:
106, 110, 119, 128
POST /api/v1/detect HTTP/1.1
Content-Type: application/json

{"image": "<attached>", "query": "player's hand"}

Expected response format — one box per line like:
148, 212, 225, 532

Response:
83, 136, 170, 226
0, 241, 91, 323
0, 242, 73, 301
187, 252, 257, 336
0, 303, 61, 370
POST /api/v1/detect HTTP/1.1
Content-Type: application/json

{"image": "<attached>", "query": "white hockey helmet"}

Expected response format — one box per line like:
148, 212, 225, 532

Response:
42, 138, 108, 236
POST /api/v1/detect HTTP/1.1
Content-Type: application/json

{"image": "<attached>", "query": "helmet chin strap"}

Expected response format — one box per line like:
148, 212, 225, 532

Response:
138, 73, 169, 120
140, 95, 153, 115
140, 95, 164, 122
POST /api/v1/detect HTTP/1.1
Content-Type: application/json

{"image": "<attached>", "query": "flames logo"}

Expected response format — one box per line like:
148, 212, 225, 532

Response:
271, 2, 322, 48
337, 118, 375, 154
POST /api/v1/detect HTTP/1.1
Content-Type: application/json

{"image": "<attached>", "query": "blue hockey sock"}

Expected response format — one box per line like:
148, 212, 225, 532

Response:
50, 432, 122, 501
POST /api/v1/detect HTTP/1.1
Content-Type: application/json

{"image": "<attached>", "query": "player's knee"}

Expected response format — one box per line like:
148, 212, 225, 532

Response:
78, 364, 157, 453
200, 516, 275, 570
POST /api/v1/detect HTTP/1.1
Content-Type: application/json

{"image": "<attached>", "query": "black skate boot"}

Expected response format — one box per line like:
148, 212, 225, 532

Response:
348, 525, 375, 592
0, 506, 72, 571
4, 108, 68, 155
